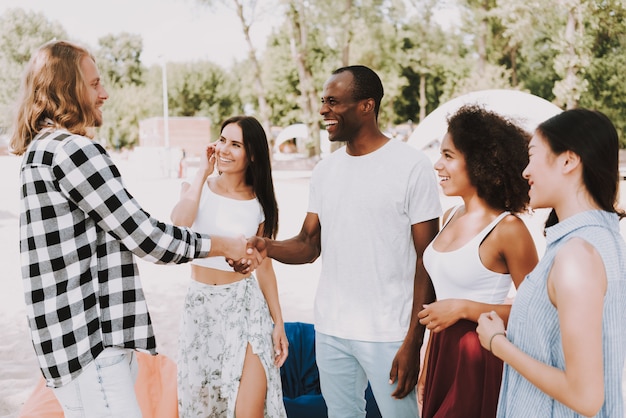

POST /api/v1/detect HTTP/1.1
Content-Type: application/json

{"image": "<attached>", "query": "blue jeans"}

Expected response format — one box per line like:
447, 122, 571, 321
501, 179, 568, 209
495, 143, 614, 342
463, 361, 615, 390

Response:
51, 348, 141, 418
316, 332, 418, 418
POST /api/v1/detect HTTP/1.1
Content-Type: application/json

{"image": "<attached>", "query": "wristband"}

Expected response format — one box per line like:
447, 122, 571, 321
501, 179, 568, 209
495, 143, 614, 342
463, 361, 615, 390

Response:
489, 332, 506, 352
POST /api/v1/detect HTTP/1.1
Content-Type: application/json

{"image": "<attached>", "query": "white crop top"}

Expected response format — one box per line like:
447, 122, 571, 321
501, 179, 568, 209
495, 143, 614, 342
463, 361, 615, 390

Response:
190, 182, 264, 271
423, 206, 512, 304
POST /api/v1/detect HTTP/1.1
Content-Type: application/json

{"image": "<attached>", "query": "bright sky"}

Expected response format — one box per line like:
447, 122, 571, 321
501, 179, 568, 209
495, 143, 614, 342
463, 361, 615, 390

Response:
0, 0, 280, 67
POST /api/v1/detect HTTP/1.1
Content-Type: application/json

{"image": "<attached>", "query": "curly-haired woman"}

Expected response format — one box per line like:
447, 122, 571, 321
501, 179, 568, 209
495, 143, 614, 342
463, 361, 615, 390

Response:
417, 104, 539, 418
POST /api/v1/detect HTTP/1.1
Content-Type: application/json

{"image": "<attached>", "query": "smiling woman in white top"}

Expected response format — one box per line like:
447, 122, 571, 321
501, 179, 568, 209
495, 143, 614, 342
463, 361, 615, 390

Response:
418, 104, 538, 418
171, 116, 288, 418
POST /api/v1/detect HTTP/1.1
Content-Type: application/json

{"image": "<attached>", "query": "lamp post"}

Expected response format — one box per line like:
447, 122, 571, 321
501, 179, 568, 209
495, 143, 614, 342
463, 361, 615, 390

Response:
160, 55, 171, 177
161, 57, 170, 149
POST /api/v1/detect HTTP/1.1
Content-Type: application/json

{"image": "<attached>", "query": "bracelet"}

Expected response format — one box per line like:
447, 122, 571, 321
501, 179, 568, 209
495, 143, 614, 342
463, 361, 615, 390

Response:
488, 332, 506, 352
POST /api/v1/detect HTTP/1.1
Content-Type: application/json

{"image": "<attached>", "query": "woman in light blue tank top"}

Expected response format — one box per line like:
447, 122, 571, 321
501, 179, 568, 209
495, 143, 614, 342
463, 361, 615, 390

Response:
418, 105, 538, 418
477, 109, 626, 417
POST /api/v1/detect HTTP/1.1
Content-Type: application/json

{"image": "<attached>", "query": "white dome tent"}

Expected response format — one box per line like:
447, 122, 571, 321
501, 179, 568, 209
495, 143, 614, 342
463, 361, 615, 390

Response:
407, 89, 563, 163
273, 123, 330, 160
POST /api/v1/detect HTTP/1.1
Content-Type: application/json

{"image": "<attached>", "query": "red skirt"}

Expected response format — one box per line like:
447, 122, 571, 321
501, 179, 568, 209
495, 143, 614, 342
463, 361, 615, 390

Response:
422, 319, 503, 418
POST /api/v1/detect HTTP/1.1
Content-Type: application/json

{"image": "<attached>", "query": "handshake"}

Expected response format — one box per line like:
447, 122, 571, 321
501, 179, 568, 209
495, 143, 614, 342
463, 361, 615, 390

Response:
224, 235, 268, 274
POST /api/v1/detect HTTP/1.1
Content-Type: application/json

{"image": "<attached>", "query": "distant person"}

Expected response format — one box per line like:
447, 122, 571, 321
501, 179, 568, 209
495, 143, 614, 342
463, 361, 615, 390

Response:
237, 65, 442, 417
178, 148, 187, 178
171, 116, 288, 417
477, 108, 626, 417
279, 138, 297, 154
10, 40, 256, 418
417, 105, 538, 417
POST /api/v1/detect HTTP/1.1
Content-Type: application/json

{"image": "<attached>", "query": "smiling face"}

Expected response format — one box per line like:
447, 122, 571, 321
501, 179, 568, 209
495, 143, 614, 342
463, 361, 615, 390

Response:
79, 56, 108, 127
522, 133, 561, 209
215, 122, 249, 174
434, 132, 473, 197
319, 71, 363, 142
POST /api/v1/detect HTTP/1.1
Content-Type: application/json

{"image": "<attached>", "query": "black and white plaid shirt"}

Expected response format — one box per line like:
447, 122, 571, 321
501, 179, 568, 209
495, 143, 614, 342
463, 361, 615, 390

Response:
19, 129, 211, 388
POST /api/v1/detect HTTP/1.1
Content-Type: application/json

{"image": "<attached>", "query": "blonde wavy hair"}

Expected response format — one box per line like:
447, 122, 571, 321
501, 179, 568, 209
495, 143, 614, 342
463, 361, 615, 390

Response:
10, 40, 100, 156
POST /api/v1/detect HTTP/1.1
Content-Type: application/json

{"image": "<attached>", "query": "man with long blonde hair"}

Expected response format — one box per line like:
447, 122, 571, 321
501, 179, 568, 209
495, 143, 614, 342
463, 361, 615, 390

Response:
11, 40, 256, 417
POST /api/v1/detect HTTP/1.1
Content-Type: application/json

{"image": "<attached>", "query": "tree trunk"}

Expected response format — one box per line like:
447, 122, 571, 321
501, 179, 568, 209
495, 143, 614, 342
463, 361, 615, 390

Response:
287, 1, 321, 157
419, 72, 427, 122
510, 46, 518, 86
340, 0, 353, 67
564, 6, 579, 109
234, 0, 273, 139
477, 0, 489, 73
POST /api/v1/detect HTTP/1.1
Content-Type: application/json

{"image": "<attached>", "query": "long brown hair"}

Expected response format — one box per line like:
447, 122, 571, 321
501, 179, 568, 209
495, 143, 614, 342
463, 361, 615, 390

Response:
10, 40, 99, 155
220, 116, 279, 238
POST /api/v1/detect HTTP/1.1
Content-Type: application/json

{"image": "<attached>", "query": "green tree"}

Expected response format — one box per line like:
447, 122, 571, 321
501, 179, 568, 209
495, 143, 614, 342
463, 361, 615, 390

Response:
165, 61, 241, 137
100, 83, 161, 149
396, 1, 467, 123
579, 0, 626, 146
551, 0, 592, 109
96, 33, 144, 88
282, 0, 327, 155
0, 8, 68, 128
258, 29, 305, 128
195, 0, 278, 139
95, 32, 153, 149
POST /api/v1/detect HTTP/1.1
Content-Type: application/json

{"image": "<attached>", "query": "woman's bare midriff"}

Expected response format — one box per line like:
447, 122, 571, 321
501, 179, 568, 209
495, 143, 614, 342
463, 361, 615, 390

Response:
191, 264, 248, 285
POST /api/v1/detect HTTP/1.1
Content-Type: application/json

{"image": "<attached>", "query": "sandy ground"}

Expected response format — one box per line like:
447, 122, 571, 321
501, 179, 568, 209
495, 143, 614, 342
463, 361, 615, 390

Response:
0, 152, 624, 417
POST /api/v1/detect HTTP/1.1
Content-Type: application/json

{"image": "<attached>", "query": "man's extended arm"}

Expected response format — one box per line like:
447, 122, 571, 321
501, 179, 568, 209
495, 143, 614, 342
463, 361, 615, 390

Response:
232, 212, 322, 273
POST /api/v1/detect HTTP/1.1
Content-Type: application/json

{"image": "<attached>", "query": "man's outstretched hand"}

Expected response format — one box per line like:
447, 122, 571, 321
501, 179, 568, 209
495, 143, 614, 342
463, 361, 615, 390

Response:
228, 236, 267, 274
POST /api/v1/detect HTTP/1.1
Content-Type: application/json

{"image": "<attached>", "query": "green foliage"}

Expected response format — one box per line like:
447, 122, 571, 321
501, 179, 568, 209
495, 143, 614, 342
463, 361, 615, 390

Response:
0, 8, 67, 64
260, 30, 303, 126
3, 0, 626, 149
96, 33, 144, 87
100, 83, 158, 149
0, 8, 68, 128
579, 0, 626, 147
394, 4, 469, 123
165, 61, 242, 137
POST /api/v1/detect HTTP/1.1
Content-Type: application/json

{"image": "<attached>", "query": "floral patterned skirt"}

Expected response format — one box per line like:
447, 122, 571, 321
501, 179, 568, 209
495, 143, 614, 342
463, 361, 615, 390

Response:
177, 277, 287, 418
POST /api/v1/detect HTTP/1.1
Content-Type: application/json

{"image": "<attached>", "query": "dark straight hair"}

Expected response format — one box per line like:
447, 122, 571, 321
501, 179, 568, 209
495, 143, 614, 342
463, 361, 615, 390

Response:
220, 116, 279, 238
538, 108, 625, 227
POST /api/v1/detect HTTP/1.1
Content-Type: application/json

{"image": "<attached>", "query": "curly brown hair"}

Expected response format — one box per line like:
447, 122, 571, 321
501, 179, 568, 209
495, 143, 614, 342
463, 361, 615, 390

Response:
446, 104, 531, 214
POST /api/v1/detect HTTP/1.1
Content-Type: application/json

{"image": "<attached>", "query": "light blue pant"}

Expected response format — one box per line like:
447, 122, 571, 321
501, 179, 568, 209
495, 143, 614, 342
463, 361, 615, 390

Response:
52, 349, 142, 418
316, 332, 418, 418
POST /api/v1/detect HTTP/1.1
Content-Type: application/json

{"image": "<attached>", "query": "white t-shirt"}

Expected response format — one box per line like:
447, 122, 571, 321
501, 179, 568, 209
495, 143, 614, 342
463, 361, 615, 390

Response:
190, 182, 264, 271
309, 139, 442, 342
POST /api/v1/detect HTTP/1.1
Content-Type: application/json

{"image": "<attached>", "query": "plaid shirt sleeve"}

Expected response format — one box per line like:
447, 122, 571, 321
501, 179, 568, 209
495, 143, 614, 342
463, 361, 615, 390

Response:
20, 131, 212, 387
54, 134, 211, 262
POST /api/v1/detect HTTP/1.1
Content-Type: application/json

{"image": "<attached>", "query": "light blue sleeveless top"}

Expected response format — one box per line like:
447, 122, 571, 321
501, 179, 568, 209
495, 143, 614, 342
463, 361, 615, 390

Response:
498, 210, 626, 417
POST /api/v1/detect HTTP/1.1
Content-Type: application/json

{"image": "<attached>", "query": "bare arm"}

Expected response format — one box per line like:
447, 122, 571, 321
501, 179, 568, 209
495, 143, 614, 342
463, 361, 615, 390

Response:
478, 239, 606, 416
255, 249, 288, 367
389, 218, 439, 398
417, 332, 433, 408
251, 212, 322, 265
170, 145, 215, 226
